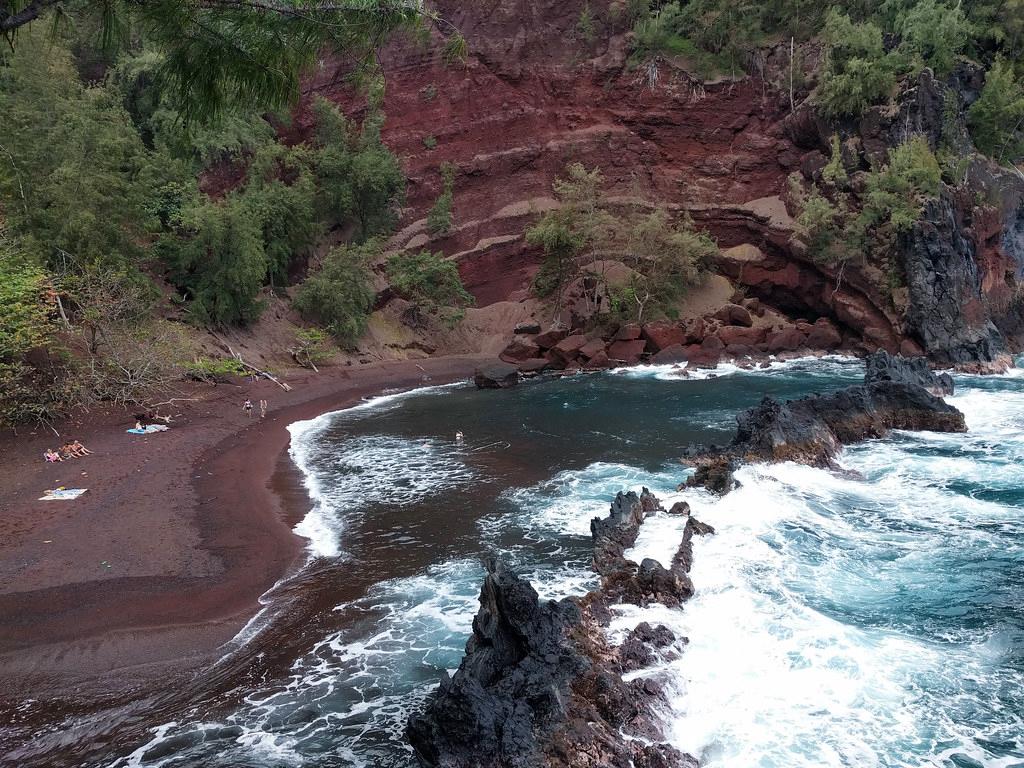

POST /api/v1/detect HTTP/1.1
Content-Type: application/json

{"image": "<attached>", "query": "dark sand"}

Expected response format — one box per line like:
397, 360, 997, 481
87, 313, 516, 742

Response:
0, 356, 486, 705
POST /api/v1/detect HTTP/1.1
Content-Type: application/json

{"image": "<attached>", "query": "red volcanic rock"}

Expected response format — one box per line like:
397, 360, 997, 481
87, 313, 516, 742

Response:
725, 344, 755, 358
534, 329, 568, 349
652, 344, 688, 364
613, 323, 643, 341
766, 326, 808, 353
579, 339, 606, 359
517, 358, 550, 373
717, 325, 768, 346
714, 303, 753, 328
641, 321, 685, 352
701, 334, 725, 354
499, 338, 541, 362
543, 350, 567, 370
584, 350, 611, 369
608, 339, 647, 364
684, 344, 720, 369
682, 317, 707, 344
551, 333, 588, 362
806, 318, 842, 350
742, 297, 763, 316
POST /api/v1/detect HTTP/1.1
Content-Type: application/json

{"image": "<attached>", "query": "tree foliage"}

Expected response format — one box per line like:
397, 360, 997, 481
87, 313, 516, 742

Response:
1, 0, 431, 122
292, 241, 376, 345
817, 10, 897, 117
386, 249, 473, 318
528, 163, 716, 322
790, 136, 942, 267
968, 57, 1024, 162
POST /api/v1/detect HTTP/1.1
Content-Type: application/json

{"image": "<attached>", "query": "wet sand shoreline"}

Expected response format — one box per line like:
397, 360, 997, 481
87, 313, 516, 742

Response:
0, 355, 485, 764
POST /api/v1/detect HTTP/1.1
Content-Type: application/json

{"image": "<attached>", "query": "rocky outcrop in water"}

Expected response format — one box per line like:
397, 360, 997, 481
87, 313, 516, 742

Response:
685, 351, 966, 484
409, 490, 710, 768
474, 362, 521, 389
406, 558, 585, 768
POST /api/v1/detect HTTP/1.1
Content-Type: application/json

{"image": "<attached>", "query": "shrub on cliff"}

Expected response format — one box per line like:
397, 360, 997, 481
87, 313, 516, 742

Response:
386, 250, 473, 325
861, 136, 942, 233
817, 11, 898, 117
968, 58, 1024, 163
529, 164, 716, 322
292, 242, 376, 345
789, 176, 858, 266
895, 0, 971, 77
426, 163, 456, 236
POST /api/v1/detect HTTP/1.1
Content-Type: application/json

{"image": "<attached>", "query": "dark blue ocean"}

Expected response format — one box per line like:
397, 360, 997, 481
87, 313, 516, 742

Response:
110, 358, 1023, 768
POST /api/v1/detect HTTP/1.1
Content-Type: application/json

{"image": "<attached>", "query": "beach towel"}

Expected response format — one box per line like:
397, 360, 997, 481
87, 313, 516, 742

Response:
39, 488, 88, 501
127, 424, 170, 434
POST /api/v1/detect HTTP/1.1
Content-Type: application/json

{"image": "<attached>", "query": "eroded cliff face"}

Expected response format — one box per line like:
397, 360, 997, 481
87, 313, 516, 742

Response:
295, 0, 1024, 367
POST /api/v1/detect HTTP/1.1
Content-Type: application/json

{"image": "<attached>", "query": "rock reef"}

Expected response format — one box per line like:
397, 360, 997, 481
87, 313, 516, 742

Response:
685, 350, 966, 490
408, 490, 707, 768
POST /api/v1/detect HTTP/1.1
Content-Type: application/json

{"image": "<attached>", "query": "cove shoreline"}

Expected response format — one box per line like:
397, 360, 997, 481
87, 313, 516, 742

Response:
0, 354, 487, 764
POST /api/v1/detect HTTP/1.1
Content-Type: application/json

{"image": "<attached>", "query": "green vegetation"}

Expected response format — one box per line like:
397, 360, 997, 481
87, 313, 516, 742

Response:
968, 58, 1024, 162
817, 11, 897, 117
0, 20, 409, 427
183, 356, 248, 382
0, 0, 429, 123
385, 249, 473, 325
528, 163, 716, 322
626, 0, 1024, 158
426, 163, 456, 236
790, 136, 942, 267
423, 135, 438, 150
293, 242, 377, 346
290, 328, 334, 369
0, 230, 69, 427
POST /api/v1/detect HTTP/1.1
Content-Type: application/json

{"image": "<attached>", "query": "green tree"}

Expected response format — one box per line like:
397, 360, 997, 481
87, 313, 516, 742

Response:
623, 207, 716, 320
157, 197, 268, 325
1, 0, 427, 123
0, 230, 72, 427
386, 250, 473, 315
862, 135, 942, 232
895, 0, 971, 76
240, 144, 320, 288
817, 10, 897, 117
968, 57, 1024, 162
0, 32, 168, 272
292, 241, 376, 345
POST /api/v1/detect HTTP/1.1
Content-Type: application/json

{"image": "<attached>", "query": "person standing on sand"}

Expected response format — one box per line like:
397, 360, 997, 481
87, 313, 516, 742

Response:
243, 398, 254, 418
260, 399, 268, 418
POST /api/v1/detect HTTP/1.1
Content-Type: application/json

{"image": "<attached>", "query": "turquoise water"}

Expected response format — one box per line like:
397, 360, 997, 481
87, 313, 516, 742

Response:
107, 359, 1023, 768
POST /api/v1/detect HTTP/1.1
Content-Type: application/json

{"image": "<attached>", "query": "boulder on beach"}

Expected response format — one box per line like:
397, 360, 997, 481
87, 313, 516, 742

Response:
473, 362, 520, 389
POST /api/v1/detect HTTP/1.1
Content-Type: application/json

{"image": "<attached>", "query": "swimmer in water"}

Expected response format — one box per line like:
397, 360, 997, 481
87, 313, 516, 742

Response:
455, 431, 464, 442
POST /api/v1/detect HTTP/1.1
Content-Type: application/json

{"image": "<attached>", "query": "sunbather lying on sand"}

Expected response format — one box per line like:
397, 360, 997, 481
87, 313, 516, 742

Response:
44, 449, 63, 462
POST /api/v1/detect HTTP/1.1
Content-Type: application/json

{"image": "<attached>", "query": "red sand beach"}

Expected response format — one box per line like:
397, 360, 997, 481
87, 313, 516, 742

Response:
0, 356, 485, 706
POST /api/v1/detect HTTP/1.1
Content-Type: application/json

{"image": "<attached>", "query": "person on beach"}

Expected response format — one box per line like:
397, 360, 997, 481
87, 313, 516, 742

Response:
243, 398, 254, 418
260, 399, 268, 418
135, 420, 144, 431
72, 440, 93, 456
44, 449, 63, 462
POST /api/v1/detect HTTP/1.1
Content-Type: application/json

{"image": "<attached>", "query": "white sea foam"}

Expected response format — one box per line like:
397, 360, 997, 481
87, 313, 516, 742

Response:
498, 461, 680, 539
287, 383, 473, 558
612, 354, 861, 382
607, 380, 1024, 768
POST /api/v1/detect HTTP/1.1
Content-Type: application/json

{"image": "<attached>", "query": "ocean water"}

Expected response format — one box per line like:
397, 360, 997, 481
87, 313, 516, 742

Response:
60, 358, 1024, 767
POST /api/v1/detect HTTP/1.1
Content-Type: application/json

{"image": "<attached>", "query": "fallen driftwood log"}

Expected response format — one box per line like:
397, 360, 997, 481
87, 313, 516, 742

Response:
227, 346, 293, 391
